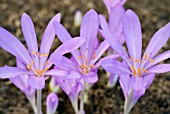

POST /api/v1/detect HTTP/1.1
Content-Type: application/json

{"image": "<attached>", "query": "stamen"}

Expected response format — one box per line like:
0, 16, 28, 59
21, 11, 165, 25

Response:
89, 64, 95, 68
40, 54, 48, 57
131, 65, 137, 76
26, 61, 34, 70
77, 54, 85, 59
134, 60, 140, 62
34, 69, 42, 76
149, 58, 154, 62
46, 61, 49, 65
92, 52, 96, 59
142, 68, 148, 74
32, 52, 37, 55
144, 54, 148, 60
138, 68, 141, 76
129, 57, 133, 61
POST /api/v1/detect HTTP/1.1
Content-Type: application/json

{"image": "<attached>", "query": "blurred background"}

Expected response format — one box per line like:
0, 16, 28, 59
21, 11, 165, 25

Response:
0, 0, 169, 114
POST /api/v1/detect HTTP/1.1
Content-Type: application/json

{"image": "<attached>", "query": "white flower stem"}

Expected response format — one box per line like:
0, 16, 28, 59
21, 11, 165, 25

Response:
124, 89, 134, 114
37, 89, 42, 114
71, 98, 78, 114
80, 81, 86, 113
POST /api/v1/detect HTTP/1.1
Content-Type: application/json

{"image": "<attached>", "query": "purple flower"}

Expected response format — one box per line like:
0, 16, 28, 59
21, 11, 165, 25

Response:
100, 10, 170, 113
0, 13, 85, 89
46, 92, 58, 114
99, 3, 126, 87
50, 9, 119, 84
103, 0, 127, 13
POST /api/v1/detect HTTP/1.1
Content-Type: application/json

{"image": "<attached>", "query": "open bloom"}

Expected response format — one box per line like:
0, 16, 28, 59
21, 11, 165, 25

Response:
50, 9, 119, 84
103, 0, 127, 13
0, 13, 85, 89
100, 10, 170, 113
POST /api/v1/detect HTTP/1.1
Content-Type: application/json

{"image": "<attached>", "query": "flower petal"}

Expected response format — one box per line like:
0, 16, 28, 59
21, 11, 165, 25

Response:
40, 13, 61, 55
109, 5, 125, 36
143, 22, 170, 60
99, 30, 131, 66
0, 66, 30, 79
143, 73, 155, 89
49, 53, 78, 71
91, 40, 110, 65
28, 75, 45, 89
123, 10, 142, 67
107, 73, 119, 88
45, 69, 71, 77
101, 58, 131, 75
119, 74, 130, 99
53, 21, 82, 65
148, 64, 170, 73
99, 14, 109, 31
82, 72, 98, 83
0, 27, 32, 64
53, 37, 85, 55
145, 50, 170, 70
21, 13, 38, 53
80, 9, 99, 62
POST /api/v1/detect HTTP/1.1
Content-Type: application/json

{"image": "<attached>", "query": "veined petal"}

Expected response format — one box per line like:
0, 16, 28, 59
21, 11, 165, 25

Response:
80, 9, 99, 63
49, 53, 78, 71
95, 54, 121, 67
82, 72, 98, 83
69, 82, 83, 102
99, 14, 109, 31
0, 27, 32, 64
45, 69, 71, 77
99, 30, 131, 66
119, 74, 130, 99
145, 50, 170, 70
40, 13, 61, 55
21, 13, 38, 53
53, 37, 85, 55
143, 22, 170, 61
123, 10, 142, 67
16, 58, 27, 69
109, 5, 125, 36
0, 66, 30, 79
101, 58, 131, 75
28, 75, 45, 89
53, 21, 82, 65
91, 40, 110, 65
148, 64, 170, 73
143, 73, 155, 89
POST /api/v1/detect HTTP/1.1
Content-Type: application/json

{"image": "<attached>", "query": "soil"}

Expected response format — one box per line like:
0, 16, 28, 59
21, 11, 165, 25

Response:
0, 0, 169, 114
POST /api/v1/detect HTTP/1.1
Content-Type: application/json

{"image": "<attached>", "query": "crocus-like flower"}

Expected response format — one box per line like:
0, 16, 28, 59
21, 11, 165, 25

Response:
100, 10, 170, 114
46, 92, 58, 114
103, 0, 127, 13
0, 13, 85, 89
99, 4, 126, 87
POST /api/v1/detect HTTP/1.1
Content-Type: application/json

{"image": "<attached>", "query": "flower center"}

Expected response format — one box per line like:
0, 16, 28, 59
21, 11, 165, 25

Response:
77, 52, 96, 74
129, 54, 154, 76
26, 52, 49, 77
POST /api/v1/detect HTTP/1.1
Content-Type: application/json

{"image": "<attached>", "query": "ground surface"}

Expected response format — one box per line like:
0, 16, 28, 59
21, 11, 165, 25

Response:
0, 0, 169, 114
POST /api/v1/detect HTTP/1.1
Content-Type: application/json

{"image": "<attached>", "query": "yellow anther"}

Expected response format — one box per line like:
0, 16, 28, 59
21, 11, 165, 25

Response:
131, 65, 137, 76
26, 61, 34, 71
149, 58, 154, 62
134, 60, 140, 62
142, 68, 148, 74
144, 54, 148, 60
138, 68, 141, 76
92, 52, 96, 59
129, 57, 133, 61
26, 65, 31, 70
89, 64, 95, 68
40, 54, 48, 57
46, 61, 49, 65
32, 52, 37, 55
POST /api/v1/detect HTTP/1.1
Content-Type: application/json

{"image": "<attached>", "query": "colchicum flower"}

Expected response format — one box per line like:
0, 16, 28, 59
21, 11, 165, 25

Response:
100, 10, 170, 114
50, 9, 120, 113
100, 1, 126, 87
0, 13, 85, 90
